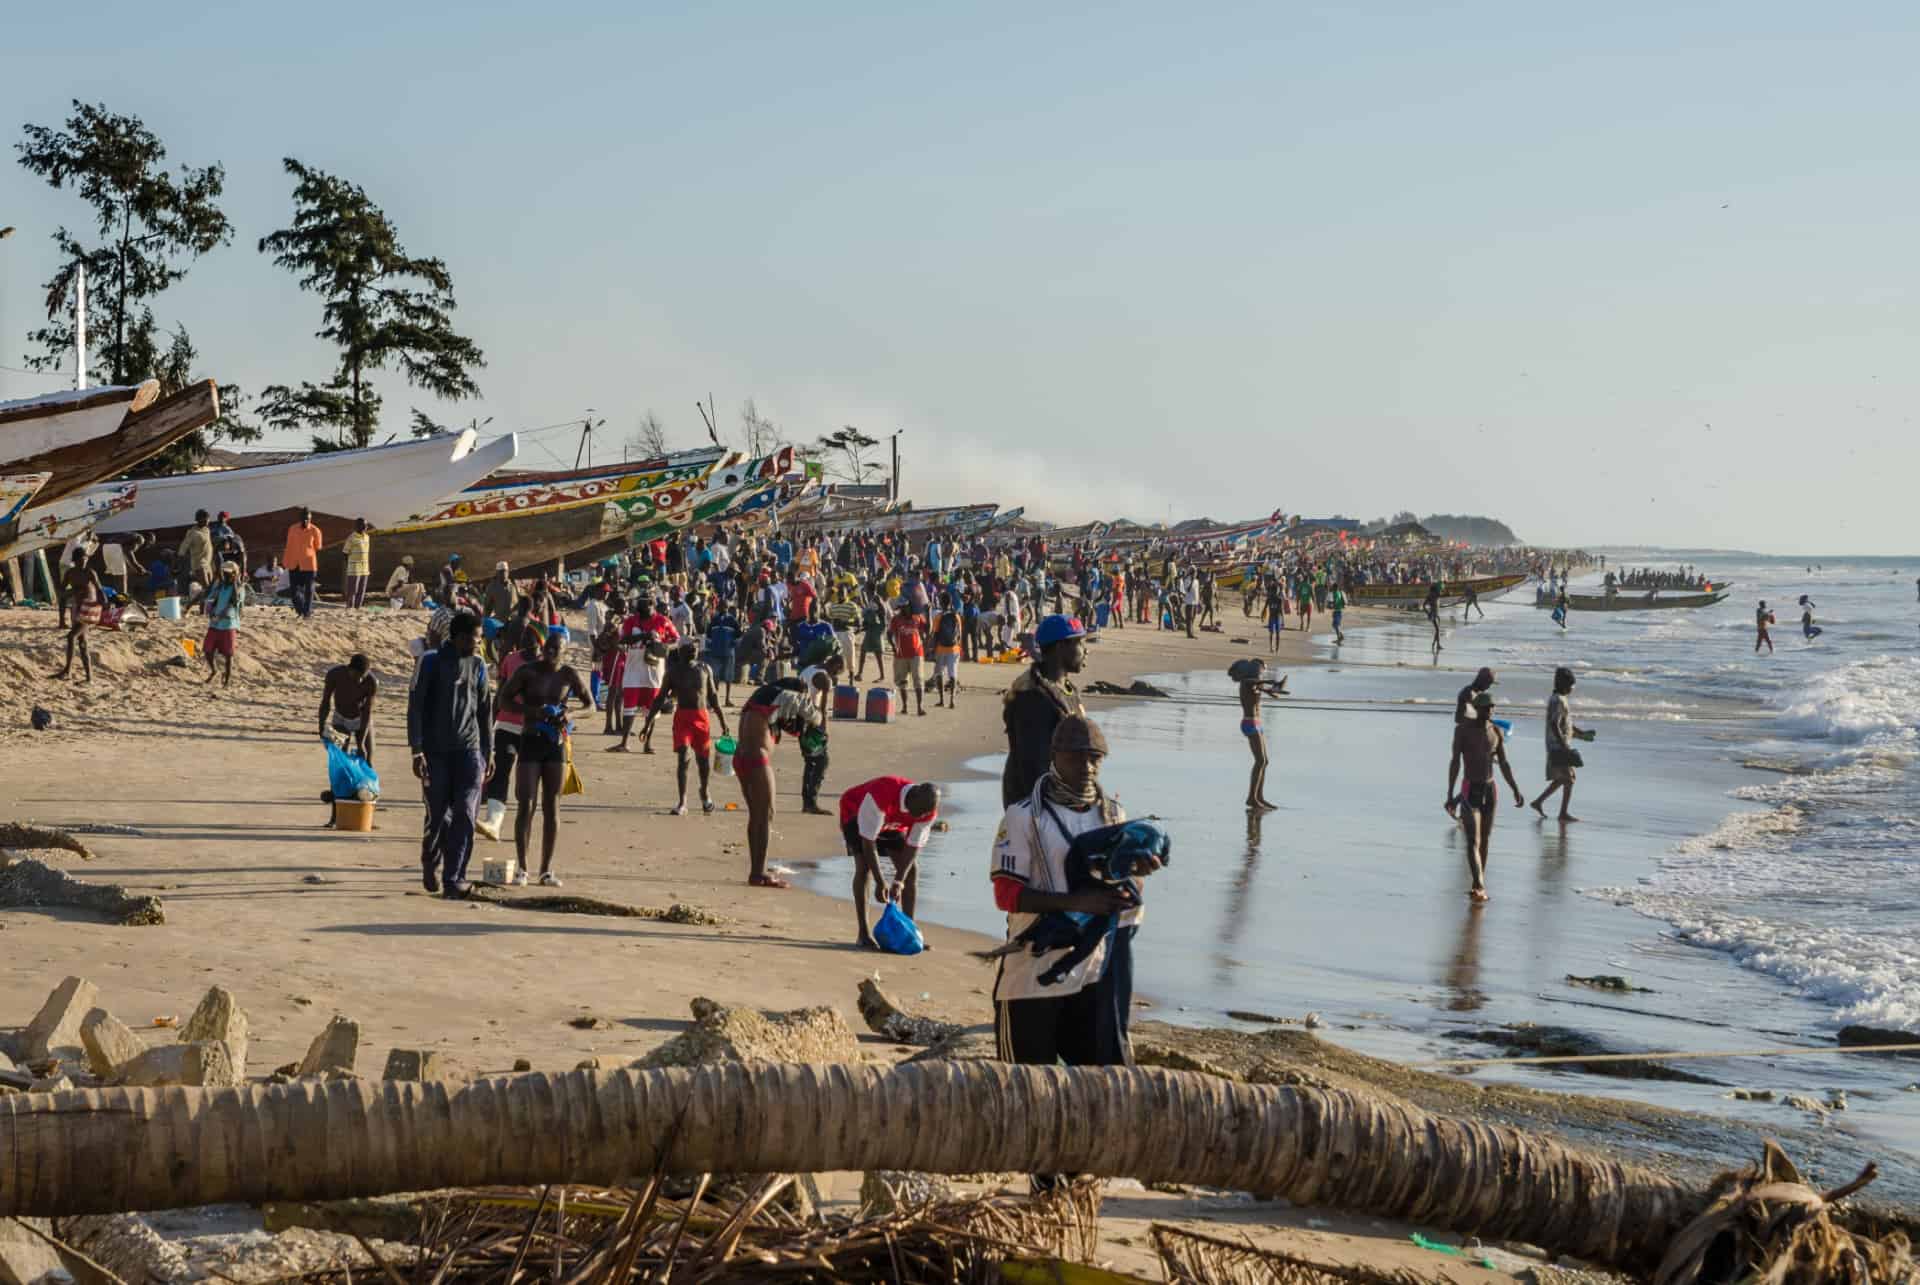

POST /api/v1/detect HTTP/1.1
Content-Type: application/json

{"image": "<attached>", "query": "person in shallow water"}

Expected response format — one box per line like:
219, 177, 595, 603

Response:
1445, 691, 1523, 904
1531, 666, 1592, 824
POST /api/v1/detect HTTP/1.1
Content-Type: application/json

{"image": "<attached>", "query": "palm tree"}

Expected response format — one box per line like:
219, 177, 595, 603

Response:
0, 1061, 1699, 1271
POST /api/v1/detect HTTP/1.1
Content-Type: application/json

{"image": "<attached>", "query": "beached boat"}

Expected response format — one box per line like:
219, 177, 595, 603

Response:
0, 382, 158, 468
620, 447, 796, 550
1536, 588, 1731, 612
95, 428, 515, 564
0, 473, 52, 530
0, 483, 138, 565
359, 448, 726, 584
1345, 572, 1528, 606
26, 381, 223, 505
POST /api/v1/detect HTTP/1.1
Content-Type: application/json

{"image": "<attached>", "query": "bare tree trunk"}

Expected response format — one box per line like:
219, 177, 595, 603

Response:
0, 1062, 1699, 1270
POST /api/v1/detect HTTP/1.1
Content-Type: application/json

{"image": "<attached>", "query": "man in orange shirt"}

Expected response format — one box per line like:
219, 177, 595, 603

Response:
284, 507, 324, 619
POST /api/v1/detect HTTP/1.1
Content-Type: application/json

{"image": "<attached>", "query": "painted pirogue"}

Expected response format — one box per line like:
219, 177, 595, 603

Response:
1537, 587, 1731, 612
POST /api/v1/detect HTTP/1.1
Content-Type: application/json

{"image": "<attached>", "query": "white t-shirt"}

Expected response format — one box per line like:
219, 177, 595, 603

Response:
584, 598, 608, 641
990, 792, 1136, 1002
710, 543, 731, 573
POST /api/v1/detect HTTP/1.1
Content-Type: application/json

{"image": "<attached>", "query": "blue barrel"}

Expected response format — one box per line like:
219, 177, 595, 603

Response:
865, 687, 896, 724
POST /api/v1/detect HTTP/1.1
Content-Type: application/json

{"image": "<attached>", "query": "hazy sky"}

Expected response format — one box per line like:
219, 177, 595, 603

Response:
5, 2, 1917, 552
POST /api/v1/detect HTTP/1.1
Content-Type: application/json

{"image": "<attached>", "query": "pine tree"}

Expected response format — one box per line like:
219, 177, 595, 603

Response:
16, 101, 232, 384
257, 159, 485, 450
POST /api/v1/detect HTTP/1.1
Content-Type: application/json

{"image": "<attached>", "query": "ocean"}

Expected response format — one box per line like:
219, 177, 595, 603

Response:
794, 552, 1920, 1171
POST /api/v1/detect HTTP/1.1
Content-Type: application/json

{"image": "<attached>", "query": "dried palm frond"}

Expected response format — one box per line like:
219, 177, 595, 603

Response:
1655, 1141, 1917, 1285
1152, 1224, 1449, 1285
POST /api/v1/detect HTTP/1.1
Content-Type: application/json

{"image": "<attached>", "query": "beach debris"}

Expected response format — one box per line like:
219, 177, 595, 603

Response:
181, 985, 250, 1080
465, 887, 727, 924
1837, 1025, 1920, 1058
80, 1007, 147, 1078
116, 1040, 238, 1088
1303, 1012, 1325, 1030
1782, 1094, 1828, 1115
569, 1015, 613, 1030
855, 979, 965, 1046
0, 823, 96, 861
19, 976, 98, 1065
904, 1027, 999, 1062
298, 1016, 361, 1077
1653, 1142, 1903, 1285
28, 706, 52, 731
59, 822, 143, 838
1084, 679, 1172, 698
1444, 1023, 1723, 1084
1566, 974, 1653, 993
576, 1056, 603, 1071
382, 1049, 455, 1081
1133, 1044, 1237, 1080
1729, 1088, 1776, 1102
27, 1074, 72, 1093
263, 1196, 422, 1242
57, 1211, 193, 1284
639, 998, 859, 1069
859, 1169, 956, 1214
1225, 1009, 1291, 1024
1826, 1091, 1848, 1111
0, 857, 163, 925
512, 1057, 533, 1072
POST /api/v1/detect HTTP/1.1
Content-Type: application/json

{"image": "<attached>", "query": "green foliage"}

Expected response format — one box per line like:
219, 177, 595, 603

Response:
122, 320, 262, 476
1421, 513, 1523, 546
258, 158, 484, 450
810, 425, 882, 484
410, 407, 447, 438
16, 100, 232, 384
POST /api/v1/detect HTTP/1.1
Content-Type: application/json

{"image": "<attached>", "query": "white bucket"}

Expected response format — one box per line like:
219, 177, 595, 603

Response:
156, 596, 182, 622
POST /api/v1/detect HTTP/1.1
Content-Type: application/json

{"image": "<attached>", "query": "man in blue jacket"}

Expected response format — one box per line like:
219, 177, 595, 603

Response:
408, 611, 493, 897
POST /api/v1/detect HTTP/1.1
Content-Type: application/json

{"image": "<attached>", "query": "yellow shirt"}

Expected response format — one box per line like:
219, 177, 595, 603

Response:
342, 530, 371, 576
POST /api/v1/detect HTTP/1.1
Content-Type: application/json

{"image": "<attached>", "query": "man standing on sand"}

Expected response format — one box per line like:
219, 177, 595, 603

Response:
931, 597, 964, 708
498, 631, 591, 887
283, 508, 323, 619
408, 611, 493, 898
646, 642, 731, 815
1531, 666, 1591, 823
177, 509, 215, 595
341, 519, 372, 608
201, 562, 247, 688
477, 628, 539, 842
841, 776, 940, 951
1235, 659, 1288, 811
889, 599, 928, 717
613, 594, 678, 751
731, 678, 822, 889
54, 547, 102, 683
319, 653, 379, 763
1001, 614, 1088, 806
1446, 691, 1524, 903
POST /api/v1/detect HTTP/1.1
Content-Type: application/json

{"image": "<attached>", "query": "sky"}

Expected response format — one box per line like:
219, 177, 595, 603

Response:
4, 1, 1918, 552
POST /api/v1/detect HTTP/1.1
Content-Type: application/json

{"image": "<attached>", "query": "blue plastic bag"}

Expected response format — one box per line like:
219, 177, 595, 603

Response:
873, 901, 925, 955
325, 741, 381, 800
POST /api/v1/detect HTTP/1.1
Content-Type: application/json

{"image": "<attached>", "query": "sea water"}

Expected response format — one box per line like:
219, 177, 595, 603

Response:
795, 552, 1920, 1172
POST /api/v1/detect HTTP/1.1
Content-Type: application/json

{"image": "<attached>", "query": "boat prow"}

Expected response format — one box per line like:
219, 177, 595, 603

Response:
0, 381, 160, 467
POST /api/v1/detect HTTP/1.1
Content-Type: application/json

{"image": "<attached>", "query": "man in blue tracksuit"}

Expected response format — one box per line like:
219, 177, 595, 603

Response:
408, 611, 493, 898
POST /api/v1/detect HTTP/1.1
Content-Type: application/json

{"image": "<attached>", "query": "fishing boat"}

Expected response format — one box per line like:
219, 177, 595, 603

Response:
370, 447, 728, 583
0, 473, 52, 529
95, 429, 515, 565
0, 483, 138, 565
1344, 572, 1528, 606
6, 381, 220, 506
0, 382, 159, 468
621, 448, 796, 550
1535, 587, 1731, 612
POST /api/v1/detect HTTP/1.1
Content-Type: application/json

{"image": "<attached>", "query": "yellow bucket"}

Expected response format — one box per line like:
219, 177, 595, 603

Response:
180, 638, 199, 659
332, 800, 375, 832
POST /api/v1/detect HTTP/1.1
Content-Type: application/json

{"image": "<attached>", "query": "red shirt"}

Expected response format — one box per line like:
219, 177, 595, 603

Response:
839, 776, 937, 846
889, 614, 926, 658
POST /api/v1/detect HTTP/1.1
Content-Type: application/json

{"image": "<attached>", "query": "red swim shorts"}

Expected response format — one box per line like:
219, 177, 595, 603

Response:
202, 627, 235, 658
672, 708, 713, 754
622, 685, 657, 714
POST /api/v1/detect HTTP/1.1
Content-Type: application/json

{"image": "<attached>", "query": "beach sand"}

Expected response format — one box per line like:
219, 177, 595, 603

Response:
0, 599, 1897, 1271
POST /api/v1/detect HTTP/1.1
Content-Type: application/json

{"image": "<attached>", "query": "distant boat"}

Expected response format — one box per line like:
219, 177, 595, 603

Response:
1536, 587, 1731, 612
0, 382, 159, 468
0, 483, 138, 565
1345, 573, 1528, 606
94, 429, 516, 563
5, 381, 219, 505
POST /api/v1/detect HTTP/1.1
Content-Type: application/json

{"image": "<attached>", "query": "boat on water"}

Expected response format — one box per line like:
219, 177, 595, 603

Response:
360, 447, 727, 584
1536, 587, 1731, 612
0, 483, 138, 565
95, 429, 515, 563
1344, 572, 1529, 606
0, 382, 159, 468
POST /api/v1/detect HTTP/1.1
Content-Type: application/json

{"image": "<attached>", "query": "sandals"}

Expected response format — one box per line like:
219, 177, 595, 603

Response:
749, 874, 792, 889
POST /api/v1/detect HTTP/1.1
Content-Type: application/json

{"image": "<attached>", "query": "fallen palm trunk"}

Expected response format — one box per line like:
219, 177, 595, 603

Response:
0, 857, 163, 925
0, 1061, 1700, 1270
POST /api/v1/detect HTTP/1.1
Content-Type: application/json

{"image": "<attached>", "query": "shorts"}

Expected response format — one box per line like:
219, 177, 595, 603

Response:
933, 651, 960, 681
622, 685, 658, 714
1547, 762, 1576, 786
520, 734, 566, 766
841, 819, 908, 860
202, 627, 235, 658
1331, 611, 1344, 629
733, 751, 770, 774
1462, 781, 1496, 810
1240, 719, 1263, 737
673, 708, 713, 754
331, 714, 363, 735
893, 655, 923, 687
1267, 618, 1283, 634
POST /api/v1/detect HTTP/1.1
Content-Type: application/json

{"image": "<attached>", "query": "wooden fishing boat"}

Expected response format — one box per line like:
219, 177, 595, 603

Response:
0, 382, 159, 468
0, 483, 138, 565
621, 448, 796, 549
1536, 588, 1731, 612
0, 473, 52, 529
96, 428, 514, 567
1345, 572, 1528, 606
26, 381, 222, 505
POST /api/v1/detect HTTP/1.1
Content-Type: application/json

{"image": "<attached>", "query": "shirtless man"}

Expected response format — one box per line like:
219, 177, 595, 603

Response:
1755, 600, 1774, 654
641, 643, 732, 815
55, 547, 103, 683
731, 678, 821, 889
1445, 691, 1524, 903
318, 654, 379, 763
1236, 659, 1289, 810
1423, 583, 1443, 652
497, 632, 591, 887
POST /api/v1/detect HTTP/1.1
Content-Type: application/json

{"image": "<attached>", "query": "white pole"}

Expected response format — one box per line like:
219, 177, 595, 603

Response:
74, 262, 86, 390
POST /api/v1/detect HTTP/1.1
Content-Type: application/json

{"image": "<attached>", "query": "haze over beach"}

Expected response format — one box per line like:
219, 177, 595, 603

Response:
6, 4, 1920, 1281
6, 2, 1920, 549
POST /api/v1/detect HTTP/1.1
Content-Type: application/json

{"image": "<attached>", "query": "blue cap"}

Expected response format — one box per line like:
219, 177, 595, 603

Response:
1034, 614, 1086, 647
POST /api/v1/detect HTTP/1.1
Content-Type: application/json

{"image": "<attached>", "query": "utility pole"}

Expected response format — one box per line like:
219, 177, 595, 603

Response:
74, 262, 86, 390
890, 429, 904, 503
